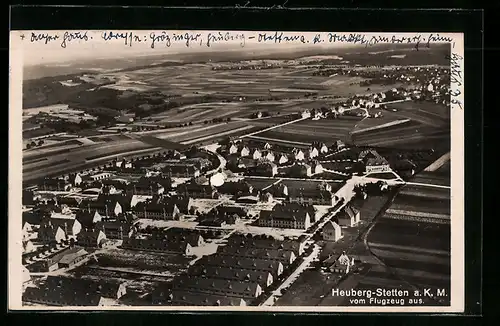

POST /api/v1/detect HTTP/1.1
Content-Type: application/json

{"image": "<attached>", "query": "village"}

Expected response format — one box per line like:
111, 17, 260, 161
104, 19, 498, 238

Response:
21, 130, 405, 307
19, 44, 452, 308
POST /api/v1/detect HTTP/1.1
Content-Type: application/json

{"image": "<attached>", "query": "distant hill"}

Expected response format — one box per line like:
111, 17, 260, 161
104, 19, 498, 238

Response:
24, 42, 450, 80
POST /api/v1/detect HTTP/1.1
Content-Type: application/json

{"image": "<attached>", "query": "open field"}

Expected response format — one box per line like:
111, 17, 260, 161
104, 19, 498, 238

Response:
411, 171, 450, 187
255, 116, 362, 145
386, 101, 450, 125
389, 195, 450, 216
398, 184, 450, 199
368, 218, 450, 252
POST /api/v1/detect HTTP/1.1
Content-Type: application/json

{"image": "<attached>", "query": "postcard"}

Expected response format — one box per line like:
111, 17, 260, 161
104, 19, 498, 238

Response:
9, 30, 464, 312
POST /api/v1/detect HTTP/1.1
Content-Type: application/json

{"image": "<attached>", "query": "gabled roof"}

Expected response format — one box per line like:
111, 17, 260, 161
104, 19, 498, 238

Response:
168, 290, 246, 306
42, 216, 79, 232
132, 200, 178, 214
57, 248, 88, 265
77, 229, 105, 242
57, 196, 83, 206
173, 276, 260, 298
178, 183, 215, 193
197, 254, 282, 275
122, 237, 190, 252
44, 276, 123, 299
23, 287, 104, 306
336, 204, 359, 220
76, 210, 102, 228
217, 246, 295, 264
261, 202, 314, 222
323, 220, 341, 232
216, 181, 253, 194
189, 265, 271, 285
226, 235, 303, 254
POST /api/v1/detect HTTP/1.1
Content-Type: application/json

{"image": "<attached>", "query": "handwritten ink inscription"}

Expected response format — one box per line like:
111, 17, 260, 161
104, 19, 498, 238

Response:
61, 31, 89, 48
447, 53, 464, 110
23, 31, 459, 55
102, 31, 143, 47
30, 32, 59, 45
30, 31, 90, 48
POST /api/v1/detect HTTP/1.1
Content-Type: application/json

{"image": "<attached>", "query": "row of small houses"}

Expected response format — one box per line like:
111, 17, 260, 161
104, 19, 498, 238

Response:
152, 234, 306, 306
228, 150, 391, 177
23, 275, 127, 306
223, 140, 346, 164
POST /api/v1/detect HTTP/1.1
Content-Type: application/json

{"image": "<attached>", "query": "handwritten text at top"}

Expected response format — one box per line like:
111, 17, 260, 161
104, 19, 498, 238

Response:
25, 31, 456, 50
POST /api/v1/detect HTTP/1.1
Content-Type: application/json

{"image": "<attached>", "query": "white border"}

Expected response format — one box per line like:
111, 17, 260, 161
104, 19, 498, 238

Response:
8, 31, 465, 312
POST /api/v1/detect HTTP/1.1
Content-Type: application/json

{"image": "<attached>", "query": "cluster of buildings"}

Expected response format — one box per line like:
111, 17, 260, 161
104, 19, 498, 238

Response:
152, 233, 306, 306
23, 276, 126, 306
221, 138, 392, 179
197, 204, 249, 227
122, 228, 204, 256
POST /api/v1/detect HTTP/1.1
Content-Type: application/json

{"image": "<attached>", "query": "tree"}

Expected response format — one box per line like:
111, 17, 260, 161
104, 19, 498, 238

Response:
26, 143, 32, 149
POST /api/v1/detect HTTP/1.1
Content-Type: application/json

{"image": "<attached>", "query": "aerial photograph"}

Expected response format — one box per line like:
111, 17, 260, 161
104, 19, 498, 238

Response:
18, 35, 452, 308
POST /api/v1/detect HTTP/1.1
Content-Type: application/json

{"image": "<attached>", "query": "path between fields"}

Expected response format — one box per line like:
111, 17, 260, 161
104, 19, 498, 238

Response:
424, 151, 450, 172
238, 116, 310, 139
405, 182, 450, 190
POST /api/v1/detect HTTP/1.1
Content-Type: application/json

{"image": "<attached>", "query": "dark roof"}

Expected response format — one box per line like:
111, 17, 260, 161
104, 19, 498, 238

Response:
323, 220, 341, 231
42, 217, 79, 234
97, 194, 134, 208
122, 237, 191, 252
76, 210, 102, 228
77, 229, 105, 242
287, 187, 333, 200
260, 202, 315, 222
23, 211, 42, 225
226, 235, 304, 254
196, 254, 282, 275
173, 276, 260, 298
212, 205, 248, 216
336, 205, 359, 221
23, 287, 104, 306
38, 224, 65, 239
168, 290, 246, 306
44, 276, 123, 298
126, 178, 164, 192
216, 181, 253, 195
178, 183, 215, 194
217, 246, 295, 265
56, 196, 83, 207
132, 200, 179, 214
55, 248, 88, 265
169, 195, 193, 213
189, 265, 271, 285
162, 163, 199, 174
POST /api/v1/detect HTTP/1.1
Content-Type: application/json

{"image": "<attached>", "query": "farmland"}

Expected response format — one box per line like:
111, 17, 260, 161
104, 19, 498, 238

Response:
252, 117, 362, 146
